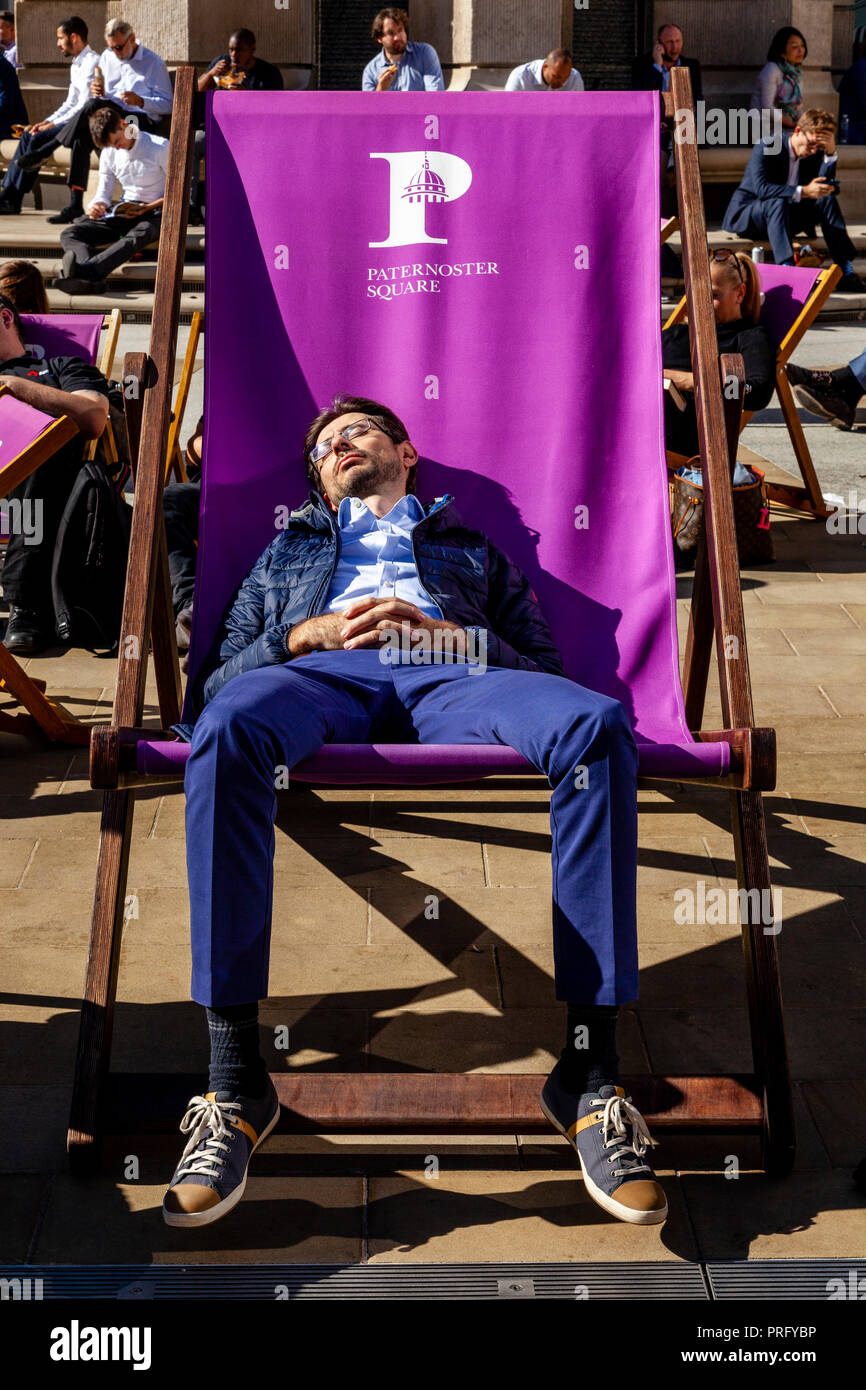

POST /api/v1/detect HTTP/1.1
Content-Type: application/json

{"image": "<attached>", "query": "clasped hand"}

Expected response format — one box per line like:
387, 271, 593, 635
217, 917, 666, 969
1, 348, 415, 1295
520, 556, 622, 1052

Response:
286, 595, 465, 658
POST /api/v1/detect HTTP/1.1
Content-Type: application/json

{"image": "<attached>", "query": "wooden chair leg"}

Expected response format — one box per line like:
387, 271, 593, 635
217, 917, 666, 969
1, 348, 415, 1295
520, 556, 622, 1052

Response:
729, 787, 795, 1177
67, 789, 136, 1173
0, 639, 88, 744
774, 369, 832, 519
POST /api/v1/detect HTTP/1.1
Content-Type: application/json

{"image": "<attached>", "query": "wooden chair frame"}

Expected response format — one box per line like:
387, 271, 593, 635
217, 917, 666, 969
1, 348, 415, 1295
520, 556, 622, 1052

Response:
83, 309, 123, 467
0, 406, 86, 743
164, 310, 203, 485
664, 263, 843, 518
67, 70, 795, 1181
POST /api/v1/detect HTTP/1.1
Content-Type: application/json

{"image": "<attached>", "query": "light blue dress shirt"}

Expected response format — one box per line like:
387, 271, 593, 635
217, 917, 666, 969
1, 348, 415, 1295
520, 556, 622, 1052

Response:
324, 493, 444, 619
362, 42, 444, 92
98, 42, 174, 118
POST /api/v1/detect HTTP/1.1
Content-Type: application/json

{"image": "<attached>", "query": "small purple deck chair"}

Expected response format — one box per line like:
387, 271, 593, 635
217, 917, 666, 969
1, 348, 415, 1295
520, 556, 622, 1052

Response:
69, 70, 794, 1175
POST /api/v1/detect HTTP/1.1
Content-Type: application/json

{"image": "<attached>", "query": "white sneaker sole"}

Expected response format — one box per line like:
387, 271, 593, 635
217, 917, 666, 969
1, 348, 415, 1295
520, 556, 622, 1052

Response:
162, 1102, 281, 1228
539, 1093, 668, 1226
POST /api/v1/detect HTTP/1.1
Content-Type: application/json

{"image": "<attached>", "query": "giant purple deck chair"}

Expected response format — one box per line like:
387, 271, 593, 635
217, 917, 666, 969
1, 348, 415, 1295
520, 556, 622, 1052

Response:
69, 69, 794, 1177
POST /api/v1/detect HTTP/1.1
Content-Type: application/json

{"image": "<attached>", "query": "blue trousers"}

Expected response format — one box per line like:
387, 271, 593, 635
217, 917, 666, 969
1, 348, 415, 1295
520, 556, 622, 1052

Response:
184, 650, 639, 1008
734, 192, 855, 267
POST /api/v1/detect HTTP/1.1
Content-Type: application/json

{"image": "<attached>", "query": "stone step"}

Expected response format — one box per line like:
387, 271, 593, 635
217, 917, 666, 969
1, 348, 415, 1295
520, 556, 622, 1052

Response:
0, 208, 204, 255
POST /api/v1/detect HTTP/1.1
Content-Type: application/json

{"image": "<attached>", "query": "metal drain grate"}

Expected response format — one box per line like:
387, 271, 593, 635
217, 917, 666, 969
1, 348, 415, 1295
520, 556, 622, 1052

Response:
0, 1262, 708, 1301
707, 1260, 866, 1300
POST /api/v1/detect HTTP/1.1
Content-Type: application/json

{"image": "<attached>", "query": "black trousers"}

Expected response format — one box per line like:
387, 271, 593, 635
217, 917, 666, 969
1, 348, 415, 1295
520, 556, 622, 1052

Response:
163, 478, 201, 614
2, 445, 84, 612
60, 209, 162, 279
664, 391, 700, 459
56, 99, 164, 189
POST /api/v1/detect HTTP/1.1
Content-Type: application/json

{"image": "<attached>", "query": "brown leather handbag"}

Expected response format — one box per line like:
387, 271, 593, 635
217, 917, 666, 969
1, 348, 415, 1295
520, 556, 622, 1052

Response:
671, 460, 774, 566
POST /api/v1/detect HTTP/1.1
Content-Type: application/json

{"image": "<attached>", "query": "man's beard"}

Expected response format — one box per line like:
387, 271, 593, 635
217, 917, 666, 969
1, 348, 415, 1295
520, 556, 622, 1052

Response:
327, 447, 404, 503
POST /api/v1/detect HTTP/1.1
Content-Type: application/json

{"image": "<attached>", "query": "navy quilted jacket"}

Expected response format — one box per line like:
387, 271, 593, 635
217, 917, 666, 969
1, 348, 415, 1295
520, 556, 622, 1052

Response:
185, 490, 565, 724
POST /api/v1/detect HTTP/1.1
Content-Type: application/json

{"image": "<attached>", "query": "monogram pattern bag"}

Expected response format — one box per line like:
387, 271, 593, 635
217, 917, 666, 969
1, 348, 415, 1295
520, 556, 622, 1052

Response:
671, 459, 774, 566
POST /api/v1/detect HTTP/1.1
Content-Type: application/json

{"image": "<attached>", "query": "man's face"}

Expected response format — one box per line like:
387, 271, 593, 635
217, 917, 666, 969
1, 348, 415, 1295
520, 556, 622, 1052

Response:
0, 20, 13, 46
313, 412, 408, 505
379, 19, 408, 60
542, 59, 572, 89
229, 37, 255, 69
0, 305, 21, 355
659, 27, 683, 63
107, 124, 135, 151
791, 126, 820, 158
56, 26, 76, 57
107, 29, 135, 61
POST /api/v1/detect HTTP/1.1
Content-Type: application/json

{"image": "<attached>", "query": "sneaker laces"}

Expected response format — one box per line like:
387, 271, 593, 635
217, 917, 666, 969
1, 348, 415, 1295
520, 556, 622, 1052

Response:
597, 1094, 658, 1179
175, 1094, 239, 1180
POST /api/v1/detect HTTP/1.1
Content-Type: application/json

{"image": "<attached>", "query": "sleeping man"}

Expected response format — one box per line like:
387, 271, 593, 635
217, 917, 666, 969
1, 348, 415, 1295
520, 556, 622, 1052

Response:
162, 394, 666, 1231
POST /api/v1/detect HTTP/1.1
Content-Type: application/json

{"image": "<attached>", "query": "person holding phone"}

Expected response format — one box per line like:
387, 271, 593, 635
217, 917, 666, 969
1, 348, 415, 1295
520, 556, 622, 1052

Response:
722, 108, 864, 292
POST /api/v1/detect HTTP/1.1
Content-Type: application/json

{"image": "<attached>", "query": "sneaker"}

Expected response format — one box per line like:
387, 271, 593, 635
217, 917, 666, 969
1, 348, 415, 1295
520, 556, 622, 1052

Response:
836, 272, 866, 295
3, 604, 54, 654
786, 364, 858, 430
162, 1080, 280, 1228
540, 1064, 667, 1224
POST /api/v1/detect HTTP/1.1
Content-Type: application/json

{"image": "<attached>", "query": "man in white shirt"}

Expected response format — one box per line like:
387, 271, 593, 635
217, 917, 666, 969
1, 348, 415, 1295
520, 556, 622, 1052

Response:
17, 15, 172, 225
505, 49, 584, 92
54, 105, 168, 294
0, 10, 17, 67
0, 16, 98, 215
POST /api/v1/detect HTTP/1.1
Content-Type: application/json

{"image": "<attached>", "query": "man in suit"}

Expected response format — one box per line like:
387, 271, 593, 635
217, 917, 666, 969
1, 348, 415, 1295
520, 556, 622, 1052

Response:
631, 23, 702, 103
723, 109, 864, 293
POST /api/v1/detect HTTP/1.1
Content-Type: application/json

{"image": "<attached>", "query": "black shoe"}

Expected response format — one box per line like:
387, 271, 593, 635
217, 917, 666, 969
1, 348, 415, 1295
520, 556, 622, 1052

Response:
786, 364, 860, 430
53, 274, 108, 295
47, 203, 83, 225
836, 272, 866, 295
3, 605, 53, 654
0, 197, 21, 215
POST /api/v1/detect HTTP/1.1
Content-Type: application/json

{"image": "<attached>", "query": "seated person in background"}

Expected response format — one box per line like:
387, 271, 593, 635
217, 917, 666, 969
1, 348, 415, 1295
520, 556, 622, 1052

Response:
163, 416, 203, 667
0, 293, 109, 653
0, 259, 49, 312
161, 394, 667, 1234
0, 44, 27, 139
0, 9, 18, 67
663, 250, 775, 458
0, 16, 98, 217
631, 24, 702, 101
786, 345, 866, 431
750, 26, 807, 131
190, 29, 283, 224
54, 106, 167, 295
722, 110, 865, 293
362, 8, 444, 92
839, 42, 866, 145
15, 16, 172, 226
506, 48, 584, 91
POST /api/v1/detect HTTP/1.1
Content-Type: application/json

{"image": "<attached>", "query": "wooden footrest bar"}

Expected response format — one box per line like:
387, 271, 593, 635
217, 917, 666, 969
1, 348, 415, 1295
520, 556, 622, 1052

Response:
104, 1072, 763, 1135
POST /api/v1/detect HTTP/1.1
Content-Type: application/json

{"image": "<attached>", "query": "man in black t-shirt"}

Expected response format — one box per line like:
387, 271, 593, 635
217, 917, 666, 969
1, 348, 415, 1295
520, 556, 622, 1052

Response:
190, 28, 283, 223
0, 294, 109, 653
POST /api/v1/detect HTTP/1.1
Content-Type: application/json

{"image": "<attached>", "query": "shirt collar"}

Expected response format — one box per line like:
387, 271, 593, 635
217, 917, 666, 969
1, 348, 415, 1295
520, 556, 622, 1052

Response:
336, 492, 424, 528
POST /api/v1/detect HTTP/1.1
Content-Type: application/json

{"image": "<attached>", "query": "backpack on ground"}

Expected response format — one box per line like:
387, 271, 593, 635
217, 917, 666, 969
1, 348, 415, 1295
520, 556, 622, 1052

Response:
50, 457, 132, 652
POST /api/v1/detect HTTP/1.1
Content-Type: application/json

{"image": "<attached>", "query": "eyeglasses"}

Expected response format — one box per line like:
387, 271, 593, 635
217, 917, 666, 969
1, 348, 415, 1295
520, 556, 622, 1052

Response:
309, 415, 388, 466
710, 248, 745, 285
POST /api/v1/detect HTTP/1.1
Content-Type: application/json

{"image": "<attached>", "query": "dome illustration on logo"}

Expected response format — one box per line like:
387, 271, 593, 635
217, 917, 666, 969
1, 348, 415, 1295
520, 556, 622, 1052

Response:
402, 154, 449, 204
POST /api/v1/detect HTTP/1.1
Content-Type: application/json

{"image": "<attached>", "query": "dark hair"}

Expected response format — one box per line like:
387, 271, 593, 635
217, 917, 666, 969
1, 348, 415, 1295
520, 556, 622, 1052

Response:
545, 48, 573, 64
229, 28, 255, 47
0, 260, 48, 314
89, 104, 125, 147
0, 291, 25, 344
304, 394, 416, 495
0, 12, 13, 26
767, 26, 807, 64
657, 23, 682, 40
372, 7, 409, 41
59, 15, 88, 42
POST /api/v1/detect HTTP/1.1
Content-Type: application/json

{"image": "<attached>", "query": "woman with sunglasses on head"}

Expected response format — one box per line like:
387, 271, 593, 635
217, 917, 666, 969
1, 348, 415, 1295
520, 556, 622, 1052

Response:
662, 249, 775, 459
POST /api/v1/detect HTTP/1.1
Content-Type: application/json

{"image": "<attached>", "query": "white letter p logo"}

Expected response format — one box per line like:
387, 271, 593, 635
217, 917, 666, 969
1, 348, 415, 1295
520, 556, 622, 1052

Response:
369, 150, 472, 249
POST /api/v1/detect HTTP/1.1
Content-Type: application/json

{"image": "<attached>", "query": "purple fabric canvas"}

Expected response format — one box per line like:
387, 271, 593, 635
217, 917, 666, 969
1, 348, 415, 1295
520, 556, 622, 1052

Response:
0, 393, 56, 475
18, 313, 103, 368
186, 91, 718, 779
754, 263, 821, 349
